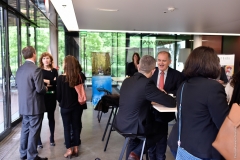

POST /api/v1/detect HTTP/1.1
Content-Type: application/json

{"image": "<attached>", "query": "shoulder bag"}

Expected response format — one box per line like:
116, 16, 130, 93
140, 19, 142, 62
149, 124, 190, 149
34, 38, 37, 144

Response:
176, 83, 201, 160
212, 103, 240, 160
75, 74, 87, 105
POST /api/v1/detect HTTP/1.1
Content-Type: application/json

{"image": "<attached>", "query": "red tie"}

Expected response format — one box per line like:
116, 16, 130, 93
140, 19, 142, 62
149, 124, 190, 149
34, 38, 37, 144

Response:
158, 71, 164, 89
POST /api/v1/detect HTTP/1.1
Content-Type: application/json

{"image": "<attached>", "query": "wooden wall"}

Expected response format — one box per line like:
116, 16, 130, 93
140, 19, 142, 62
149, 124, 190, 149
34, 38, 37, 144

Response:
222, 36, 240, 73
202, 35, 222, 53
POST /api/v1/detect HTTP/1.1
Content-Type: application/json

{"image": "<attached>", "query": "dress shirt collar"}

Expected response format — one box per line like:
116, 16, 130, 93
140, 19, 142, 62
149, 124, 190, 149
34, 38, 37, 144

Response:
25, 59, 35, 64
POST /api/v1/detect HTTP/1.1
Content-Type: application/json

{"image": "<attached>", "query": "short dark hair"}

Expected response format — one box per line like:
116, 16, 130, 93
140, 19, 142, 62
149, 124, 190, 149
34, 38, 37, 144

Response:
22, 46, 35, 59
139, 55, 156, 74
157, 51, 171, 60
183, 46, 220, 79
132, 52, 140, 64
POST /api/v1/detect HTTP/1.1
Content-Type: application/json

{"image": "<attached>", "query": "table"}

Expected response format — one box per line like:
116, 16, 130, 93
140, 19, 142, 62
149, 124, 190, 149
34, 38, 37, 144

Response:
111, 77, 126, 82
152, 102, 177, 112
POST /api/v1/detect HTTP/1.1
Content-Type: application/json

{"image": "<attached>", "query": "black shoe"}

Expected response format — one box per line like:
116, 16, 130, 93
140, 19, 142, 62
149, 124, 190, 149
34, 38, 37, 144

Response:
20, 156, 27, 160
37, 145, 43, 149
50, 142, 55, 146
34, 156, 48, 160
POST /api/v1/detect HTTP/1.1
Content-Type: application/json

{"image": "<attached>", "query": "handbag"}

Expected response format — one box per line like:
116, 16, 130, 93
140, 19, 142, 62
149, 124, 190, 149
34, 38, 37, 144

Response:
212, 103, 240, 160
75, 74, 87, 105
176, 83, 201, 160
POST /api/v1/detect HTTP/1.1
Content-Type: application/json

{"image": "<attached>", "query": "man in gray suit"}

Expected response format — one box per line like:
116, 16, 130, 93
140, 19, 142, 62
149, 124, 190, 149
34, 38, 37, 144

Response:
16, 46, 48, 160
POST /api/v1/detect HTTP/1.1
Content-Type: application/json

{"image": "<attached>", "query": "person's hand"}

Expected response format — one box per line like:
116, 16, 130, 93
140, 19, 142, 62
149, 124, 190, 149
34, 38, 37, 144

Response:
44, 79, 50, 84
45, 86, 48, 91
217, 79, 224, 84
159, 88, 167, 94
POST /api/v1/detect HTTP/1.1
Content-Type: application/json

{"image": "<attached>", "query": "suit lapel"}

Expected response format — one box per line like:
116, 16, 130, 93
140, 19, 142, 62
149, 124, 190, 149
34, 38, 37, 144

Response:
164, 67, 172, 90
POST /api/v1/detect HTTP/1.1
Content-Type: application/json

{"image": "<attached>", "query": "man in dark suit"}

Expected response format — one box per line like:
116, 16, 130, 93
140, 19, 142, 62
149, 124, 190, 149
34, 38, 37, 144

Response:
16, 46, 48, 160
114, 55, 176, 160
149, 51, 184, 160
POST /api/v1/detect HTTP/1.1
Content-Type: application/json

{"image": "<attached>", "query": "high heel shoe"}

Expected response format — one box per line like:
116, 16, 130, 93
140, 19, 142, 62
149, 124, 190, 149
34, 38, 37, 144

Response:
64, 148, 72, 159
72, 146, 79, 157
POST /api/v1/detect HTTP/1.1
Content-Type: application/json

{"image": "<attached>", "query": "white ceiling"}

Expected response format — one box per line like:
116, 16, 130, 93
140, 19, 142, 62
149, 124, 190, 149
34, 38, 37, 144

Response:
71, 0, 240, 34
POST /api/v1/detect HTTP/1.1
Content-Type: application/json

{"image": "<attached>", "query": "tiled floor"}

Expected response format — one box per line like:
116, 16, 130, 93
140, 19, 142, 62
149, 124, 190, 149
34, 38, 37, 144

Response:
0, 102, 175, 160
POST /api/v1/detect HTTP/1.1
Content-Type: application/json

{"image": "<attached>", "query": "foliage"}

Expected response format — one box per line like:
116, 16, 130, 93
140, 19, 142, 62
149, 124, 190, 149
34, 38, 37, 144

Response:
80, 32, 126, 77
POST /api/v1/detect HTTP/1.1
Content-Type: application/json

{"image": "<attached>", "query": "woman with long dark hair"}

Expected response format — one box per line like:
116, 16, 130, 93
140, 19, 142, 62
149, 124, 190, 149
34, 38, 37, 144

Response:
126, 52, 140, 77
57, 55, 84, 158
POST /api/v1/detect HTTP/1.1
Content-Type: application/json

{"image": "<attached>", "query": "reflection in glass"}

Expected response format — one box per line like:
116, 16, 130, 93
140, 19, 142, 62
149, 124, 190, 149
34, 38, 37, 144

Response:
36, 27, 49, 61
80, 32, 126, 77
20, 0, 27, 16
8, 13, 20, 122
0, 6, 4, 133
29, 26, 35, 48
8, 0, 17, 9
21, 19, 27, 65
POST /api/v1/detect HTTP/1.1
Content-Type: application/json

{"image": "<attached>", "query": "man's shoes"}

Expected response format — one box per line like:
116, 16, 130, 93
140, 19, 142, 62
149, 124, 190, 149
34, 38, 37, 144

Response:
20, 156, 27, 160
34, 156, 48, 160
128, 152, 140, 160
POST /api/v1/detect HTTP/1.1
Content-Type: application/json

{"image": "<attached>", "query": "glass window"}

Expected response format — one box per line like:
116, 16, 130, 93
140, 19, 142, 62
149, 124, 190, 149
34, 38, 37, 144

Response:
8, 0, 18, 9
20, 0, 27, 16
128, 36, 140, 62
21, 19, 27, 65
58, 30, 65, 74
8, 13, 20, 122
176, 41, 186, 72
142, 36, 156, 58
36, 27, 49, 63
0, 6, 4, 133
29, 26, 35, 48
117, 33, 126, 77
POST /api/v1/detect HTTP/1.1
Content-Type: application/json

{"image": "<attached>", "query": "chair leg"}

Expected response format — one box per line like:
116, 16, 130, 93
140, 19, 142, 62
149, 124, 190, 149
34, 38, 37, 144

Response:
104, 107, 118, 151
146, 150, 149, 160
102, 107, 114, 141
99, 111, 103, 122
97, 110, 102, 123
140, 138, 146, 160
119, 137, 130, 160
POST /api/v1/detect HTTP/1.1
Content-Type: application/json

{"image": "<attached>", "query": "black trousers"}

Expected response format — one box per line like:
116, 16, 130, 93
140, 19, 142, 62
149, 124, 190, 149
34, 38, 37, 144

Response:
38, 109, 56, 145
61, 106, 83, 149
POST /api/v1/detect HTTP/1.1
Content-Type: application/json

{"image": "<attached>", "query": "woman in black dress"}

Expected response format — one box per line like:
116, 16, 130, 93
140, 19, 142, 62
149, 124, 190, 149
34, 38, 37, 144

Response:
38, 52, 58, 148
126, 52, 140, 77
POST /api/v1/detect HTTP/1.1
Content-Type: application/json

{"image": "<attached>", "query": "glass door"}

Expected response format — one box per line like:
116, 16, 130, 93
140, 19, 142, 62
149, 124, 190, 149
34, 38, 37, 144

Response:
8, 13, 20, 122
0, 6, 5, 133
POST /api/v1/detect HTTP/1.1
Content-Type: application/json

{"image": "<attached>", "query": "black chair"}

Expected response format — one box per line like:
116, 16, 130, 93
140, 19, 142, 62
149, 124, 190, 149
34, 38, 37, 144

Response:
114, 127, 149, 160
96, 88, 112, 123
101, 94, 119, 151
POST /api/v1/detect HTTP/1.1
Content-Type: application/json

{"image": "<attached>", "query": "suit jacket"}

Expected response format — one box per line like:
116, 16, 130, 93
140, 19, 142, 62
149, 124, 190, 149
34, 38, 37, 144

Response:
16, 61, 46, 115
151, 67, 184, 95
168, 77, 229, 159
151, 67, 184, 123
113, 72, 176, 135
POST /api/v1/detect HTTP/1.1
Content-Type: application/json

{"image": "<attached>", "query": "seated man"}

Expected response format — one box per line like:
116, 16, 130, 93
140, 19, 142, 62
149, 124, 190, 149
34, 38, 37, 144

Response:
113, 55, 176, 160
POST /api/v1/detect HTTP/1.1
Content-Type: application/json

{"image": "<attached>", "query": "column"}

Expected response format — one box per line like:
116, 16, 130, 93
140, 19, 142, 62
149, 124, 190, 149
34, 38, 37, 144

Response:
49, 1, 58, 68
193, 35, 202, 49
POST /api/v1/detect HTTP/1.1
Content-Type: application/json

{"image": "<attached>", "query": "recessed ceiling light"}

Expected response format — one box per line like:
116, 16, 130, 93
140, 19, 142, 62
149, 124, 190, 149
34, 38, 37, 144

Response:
168, 7, 176, 12
97, 8, 118, 12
